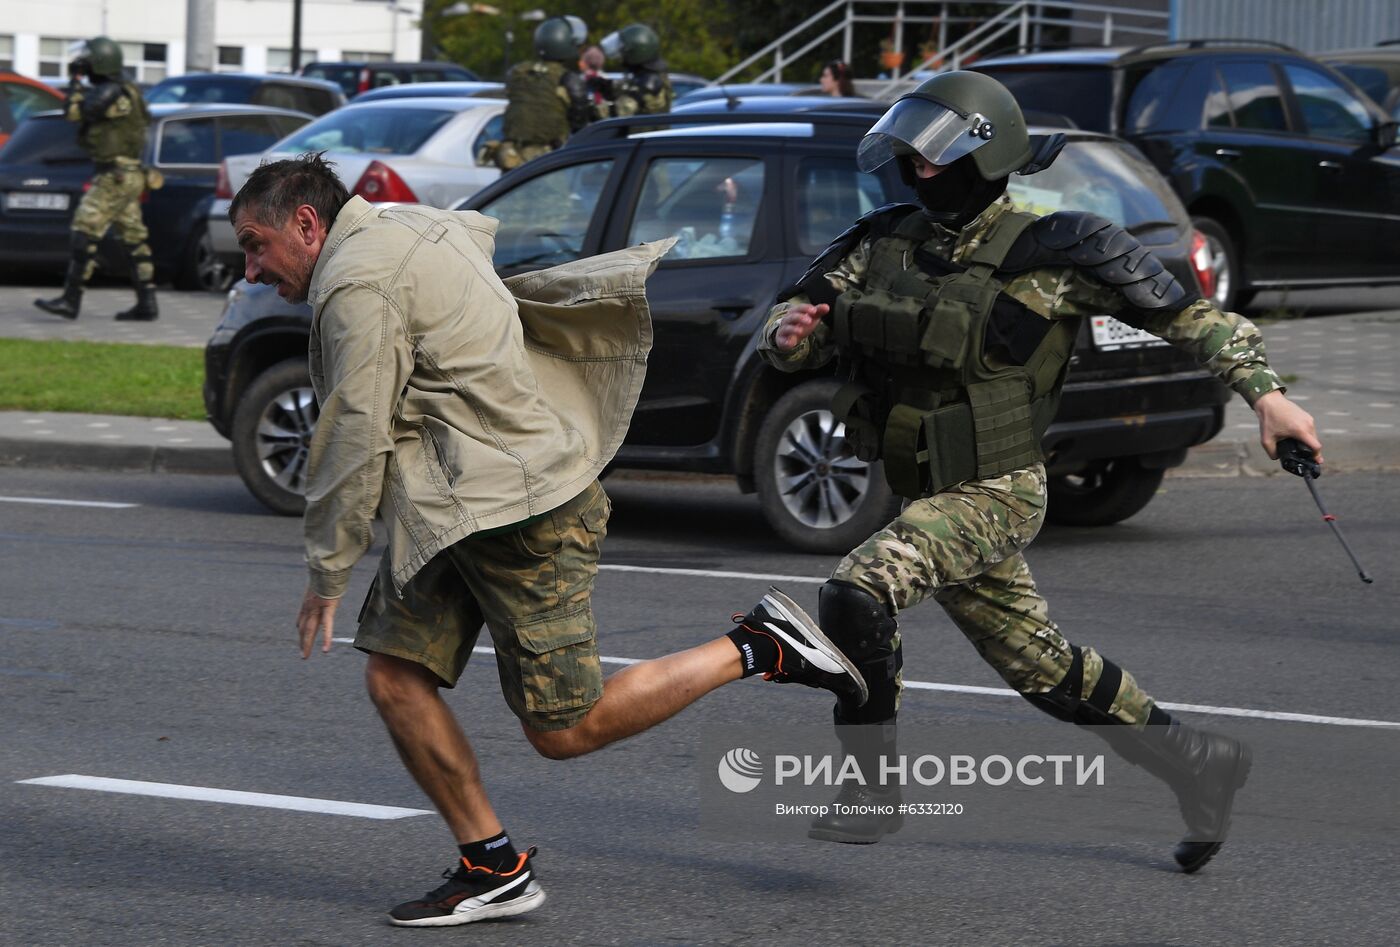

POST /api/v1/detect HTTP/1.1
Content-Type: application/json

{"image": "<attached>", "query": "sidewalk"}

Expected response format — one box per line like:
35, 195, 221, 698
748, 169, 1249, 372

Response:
0, 284, 1397, 478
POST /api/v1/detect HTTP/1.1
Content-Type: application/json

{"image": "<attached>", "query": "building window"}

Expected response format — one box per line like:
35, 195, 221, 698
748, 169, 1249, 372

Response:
118, 42, 169, 82
39, 37, 82, 78
341, 50, 392, 62
267, 48, 293, 74
217, 46, 244, 73
0, 35, 14, 71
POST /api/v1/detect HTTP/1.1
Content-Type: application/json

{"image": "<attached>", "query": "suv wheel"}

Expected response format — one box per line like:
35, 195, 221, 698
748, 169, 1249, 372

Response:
1192, 216, 1245, 311
231, 359, 317, 516
1046, 457, 1164, 527
177, 225, 232, 293
754, 380, 902, 553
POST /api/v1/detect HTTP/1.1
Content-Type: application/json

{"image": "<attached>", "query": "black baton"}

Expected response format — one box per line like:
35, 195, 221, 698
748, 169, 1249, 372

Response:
1276, 437, 1373, 584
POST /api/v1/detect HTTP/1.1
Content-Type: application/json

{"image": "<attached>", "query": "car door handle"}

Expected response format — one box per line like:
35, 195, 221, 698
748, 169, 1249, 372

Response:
1214, 148, 1242, 160
711, 299, 754, 319
1318, 160, 1343, 171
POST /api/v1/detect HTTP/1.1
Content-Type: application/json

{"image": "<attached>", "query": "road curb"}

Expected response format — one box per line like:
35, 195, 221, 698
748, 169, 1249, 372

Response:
0, 437, 235, 475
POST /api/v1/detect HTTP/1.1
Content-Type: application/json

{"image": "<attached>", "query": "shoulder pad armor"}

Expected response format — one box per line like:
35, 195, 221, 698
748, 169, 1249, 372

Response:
81, 80, 126, 122
778, 202, 920, 307
1001, 211, 1190, 312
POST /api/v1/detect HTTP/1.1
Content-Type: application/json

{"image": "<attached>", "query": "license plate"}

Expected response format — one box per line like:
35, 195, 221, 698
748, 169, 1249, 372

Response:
5, 191, 70, 212
1090, 315, 1167, 351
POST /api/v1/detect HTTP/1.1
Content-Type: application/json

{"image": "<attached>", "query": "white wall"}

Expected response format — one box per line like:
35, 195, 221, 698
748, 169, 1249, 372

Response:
0, 0, 421, 78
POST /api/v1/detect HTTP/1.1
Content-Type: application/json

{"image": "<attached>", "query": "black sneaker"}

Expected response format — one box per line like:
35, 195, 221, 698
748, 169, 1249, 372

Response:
388, 848, 545, 927
737, 587, 869, 706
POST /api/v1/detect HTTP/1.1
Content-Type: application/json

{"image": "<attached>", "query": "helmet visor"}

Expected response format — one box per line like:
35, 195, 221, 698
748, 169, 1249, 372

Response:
599, 31, 623, 59
564, 16, 588, 47
856, 95, 997, 173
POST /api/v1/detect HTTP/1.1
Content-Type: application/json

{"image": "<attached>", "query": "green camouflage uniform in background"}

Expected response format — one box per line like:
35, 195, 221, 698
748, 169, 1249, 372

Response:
761, 196, 1283, 725
492, 60, 591, 171
67, 80, 154, 284
610, 68, 673, 117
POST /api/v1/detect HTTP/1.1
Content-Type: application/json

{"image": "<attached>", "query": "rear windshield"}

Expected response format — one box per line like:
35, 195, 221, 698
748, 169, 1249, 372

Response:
974, 66, 1114, 132
147, 77, 253, 104
0, 116, 84, 164
1006, 138, 1185, 234
278, 105, 453, 155
303, 65, 360, 97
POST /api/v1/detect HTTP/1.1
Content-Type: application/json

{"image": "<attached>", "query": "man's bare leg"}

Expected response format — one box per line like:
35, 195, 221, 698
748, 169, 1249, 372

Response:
523, 639, 743, 759
365, 652, 501, 844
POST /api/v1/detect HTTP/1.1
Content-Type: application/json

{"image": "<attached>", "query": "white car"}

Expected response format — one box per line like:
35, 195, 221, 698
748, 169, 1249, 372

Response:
210, 96, 505, 267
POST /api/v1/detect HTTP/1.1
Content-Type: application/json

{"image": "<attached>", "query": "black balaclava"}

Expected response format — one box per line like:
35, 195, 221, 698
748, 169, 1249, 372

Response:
900, 156, 1008, 230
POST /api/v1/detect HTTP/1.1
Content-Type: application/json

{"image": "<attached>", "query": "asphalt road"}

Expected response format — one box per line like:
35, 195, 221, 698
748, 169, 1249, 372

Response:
2, 467, 1399, 946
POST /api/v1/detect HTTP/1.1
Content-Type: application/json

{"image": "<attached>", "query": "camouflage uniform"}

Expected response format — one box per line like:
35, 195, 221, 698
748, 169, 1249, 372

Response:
609, 66, 673, 117
761, 196, 1283, 726
356, 480, 610, 732
69, 81, 155, 284
494, 60, 592, 171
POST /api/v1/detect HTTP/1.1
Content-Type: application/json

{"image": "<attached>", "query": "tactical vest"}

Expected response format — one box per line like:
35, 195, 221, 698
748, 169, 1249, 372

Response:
80, 81, 149, 164
502, 61, 571, 146
829, 209, 1079, 499
613, 69, 673, 116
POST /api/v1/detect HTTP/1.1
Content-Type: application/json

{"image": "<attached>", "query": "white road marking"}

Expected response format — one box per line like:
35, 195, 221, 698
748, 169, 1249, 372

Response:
599, 563, 825, 585
0, 496, 138, 509
325, 640, 1400, 729
16, 775, 432, 819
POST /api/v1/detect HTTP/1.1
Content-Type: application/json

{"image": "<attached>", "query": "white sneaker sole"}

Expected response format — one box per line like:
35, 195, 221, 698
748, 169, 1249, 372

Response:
762, 587, 869, 707
388, 882, 546, 927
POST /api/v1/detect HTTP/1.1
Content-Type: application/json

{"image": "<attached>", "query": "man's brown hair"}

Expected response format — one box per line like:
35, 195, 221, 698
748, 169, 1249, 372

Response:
229, 152, 350, 228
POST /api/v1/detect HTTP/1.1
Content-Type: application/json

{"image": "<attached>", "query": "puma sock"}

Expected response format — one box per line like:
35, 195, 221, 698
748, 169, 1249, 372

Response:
459, 831, 518, 872
727, 625, 779, 678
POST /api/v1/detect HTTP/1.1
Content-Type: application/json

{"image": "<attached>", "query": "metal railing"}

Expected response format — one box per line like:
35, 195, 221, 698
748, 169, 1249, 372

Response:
712, 0, 1170, 98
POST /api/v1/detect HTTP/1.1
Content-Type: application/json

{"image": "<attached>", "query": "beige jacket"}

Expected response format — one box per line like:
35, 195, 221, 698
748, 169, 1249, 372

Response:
304, 196, 668, 598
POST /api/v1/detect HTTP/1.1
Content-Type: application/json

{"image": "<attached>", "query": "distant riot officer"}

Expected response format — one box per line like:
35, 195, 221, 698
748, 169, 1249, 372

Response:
763, 71, 1322, 871
600, 23, 672, 117
35, 36, 159, 321
493, 16, 592, 171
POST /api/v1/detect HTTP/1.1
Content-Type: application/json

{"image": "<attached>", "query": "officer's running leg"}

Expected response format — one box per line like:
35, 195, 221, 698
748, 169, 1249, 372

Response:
936, 547, 1252, 873
110, 170, 158, 321
34, 172, 117, 319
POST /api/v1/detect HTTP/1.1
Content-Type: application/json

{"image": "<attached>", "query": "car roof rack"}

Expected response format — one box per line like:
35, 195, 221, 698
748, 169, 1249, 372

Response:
1123, 38, 1301, 58
565, 110, 875, 146
980, 41, 1124, 60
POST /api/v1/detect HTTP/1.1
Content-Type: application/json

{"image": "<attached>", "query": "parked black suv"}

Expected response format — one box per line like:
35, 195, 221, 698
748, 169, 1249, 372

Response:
971, 41, 1400, 311
301, 61, 478, 99
203, 110, 1227, 552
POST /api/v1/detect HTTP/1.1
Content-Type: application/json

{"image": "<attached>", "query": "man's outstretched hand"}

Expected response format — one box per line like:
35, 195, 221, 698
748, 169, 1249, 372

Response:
774, 302, 829, 351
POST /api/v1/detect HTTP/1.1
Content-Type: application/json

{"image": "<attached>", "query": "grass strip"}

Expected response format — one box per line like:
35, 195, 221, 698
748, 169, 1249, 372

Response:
0, 338, 205, 420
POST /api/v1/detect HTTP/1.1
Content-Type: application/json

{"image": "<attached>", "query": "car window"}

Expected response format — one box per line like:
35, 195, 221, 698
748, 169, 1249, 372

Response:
627, 156, 765, 260
478, 159, 613, 269
1202, 66, 1232, 129
1217, 62, 1288, 132
306, 89, 337, 114
973, 67, 1113, 133
279, 106, 453, 154
303, 65, 359, 98
0, 116, 83, 163
220, 114, 284, 157
271, 114, 309, 138
1283, 64, 1372, 143
1124, 62, 1193, 133
472, 113, 504, 166
158, 116, 219, 164
6, 84, 61, 122
148, 77, 250, 104
251, 83, 305, 112
795, 156, 889, 255
1007, 139, 1186, 232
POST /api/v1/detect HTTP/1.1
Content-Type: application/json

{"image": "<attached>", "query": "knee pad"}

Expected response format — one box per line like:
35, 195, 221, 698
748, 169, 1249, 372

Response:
819, 580, 897, 662
1020, 646, 1126, 726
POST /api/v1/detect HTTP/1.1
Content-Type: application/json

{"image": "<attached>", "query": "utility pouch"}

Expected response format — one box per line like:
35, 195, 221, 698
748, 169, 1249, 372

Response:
834, 289, 924, 366
967, 377, 1039, 476
832, 381, 884, 462
919, 401, 977, 496
920, 279, 995, 368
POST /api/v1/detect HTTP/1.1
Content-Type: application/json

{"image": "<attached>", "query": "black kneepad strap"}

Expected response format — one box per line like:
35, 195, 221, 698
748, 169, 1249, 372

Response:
1022, 646, 1124, 725
819, 580, 898, 661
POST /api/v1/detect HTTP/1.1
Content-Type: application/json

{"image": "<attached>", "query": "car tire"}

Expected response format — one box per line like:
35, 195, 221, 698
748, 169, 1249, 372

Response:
176, 225, 232, 292
231, 359, 318, 516
1045, 457, 1165, 527
754, 379, 902, 554
1191, 216, 1244, 312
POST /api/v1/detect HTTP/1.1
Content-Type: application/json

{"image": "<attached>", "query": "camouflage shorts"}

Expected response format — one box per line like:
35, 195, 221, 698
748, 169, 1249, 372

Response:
355, 480, 609, 732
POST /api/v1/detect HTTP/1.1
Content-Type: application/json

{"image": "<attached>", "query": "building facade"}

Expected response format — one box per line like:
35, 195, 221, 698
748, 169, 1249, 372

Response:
0, 0, 422, 80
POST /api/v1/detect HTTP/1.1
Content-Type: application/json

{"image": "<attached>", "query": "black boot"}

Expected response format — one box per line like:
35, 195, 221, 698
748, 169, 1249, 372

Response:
808, 717, 903, 844
1097, 714, 1252, 872
116, 282, 159, 321
35, 240, 89, 319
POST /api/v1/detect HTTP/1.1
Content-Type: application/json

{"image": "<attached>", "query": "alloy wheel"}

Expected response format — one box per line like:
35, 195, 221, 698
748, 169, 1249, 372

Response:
772, 408, 872, 529
256, 386, 318, 494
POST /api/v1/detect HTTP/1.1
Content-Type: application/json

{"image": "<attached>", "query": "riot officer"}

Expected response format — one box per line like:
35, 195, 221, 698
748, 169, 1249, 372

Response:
492, 16, 592, 171
761, 72, 1321, 872
35, 36, 159, 321
599, 23, 672, 117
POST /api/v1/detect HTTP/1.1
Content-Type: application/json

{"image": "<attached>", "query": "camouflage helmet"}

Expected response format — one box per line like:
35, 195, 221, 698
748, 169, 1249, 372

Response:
533, 17, 577, 63
600, 24, 660, 66
80, 36, 124, 78
857, 71, 1032, 180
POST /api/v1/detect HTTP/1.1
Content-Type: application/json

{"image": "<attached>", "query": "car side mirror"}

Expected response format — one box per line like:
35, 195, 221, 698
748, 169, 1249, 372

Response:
1375, 120, 1399, 149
